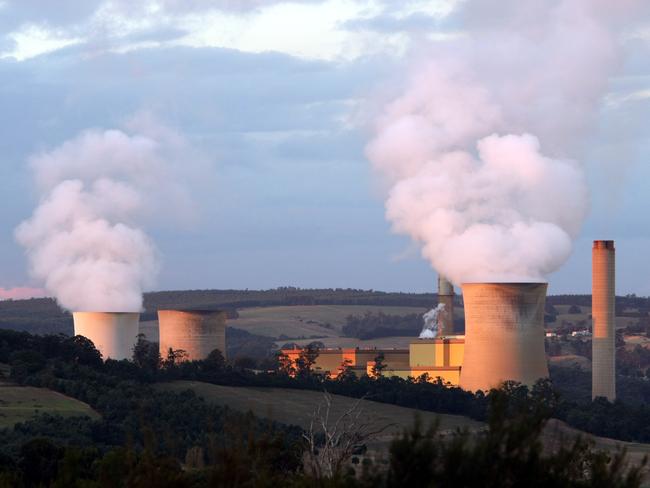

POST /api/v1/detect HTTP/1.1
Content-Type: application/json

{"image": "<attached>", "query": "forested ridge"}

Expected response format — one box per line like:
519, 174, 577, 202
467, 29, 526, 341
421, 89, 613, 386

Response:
0, 329, 648, 487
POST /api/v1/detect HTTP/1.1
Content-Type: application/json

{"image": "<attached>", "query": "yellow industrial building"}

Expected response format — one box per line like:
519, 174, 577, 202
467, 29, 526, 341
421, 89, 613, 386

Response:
282, 337, 465, 385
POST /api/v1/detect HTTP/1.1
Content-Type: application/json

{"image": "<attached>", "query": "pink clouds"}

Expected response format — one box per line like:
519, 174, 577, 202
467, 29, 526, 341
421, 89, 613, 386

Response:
0, 287, 48, 300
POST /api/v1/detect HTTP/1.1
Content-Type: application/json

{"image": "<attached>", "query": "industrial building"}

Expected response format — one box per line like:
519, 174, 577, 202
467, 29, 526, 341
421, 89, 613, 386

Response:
73, 312, 140, 361
67, 244, 614, 396
282, 282, 554, 391
282, 337, 465, 385
158, 309, 227, 361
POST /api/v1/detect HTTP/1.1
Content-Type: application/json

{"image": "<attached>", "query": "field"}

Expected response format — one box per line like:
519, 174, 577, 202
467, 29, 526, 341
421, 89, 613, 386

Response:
160, 381, 482, 448
140, 305, 428, 342
231, 305, 429, 338
276, 335, 418, 349
0, 385, 99, 428
162, 381, 650, 468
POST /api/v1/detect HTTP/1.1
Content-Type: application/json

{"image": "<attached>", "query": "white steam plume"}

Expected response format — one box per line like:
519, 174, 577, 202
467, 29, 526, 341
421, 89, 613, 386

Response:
15, 115, 199, 312
366, 0, 643, 285
420, 303, 445, 339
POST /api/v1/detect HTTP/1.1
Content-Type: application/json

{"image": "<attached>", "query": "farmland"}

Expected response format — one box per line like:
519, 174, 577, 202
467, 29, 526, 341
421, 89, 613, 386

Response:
160, 380, 482, 448
0, 385, 98, 429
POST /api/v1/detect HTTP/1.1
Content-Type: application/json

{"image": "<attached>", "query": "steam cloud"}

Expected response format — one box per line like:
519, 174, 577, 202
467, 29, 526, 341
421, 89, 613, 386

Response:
16, 115, 198, 312
419, 303, 445, 339
366, 0, 642, 284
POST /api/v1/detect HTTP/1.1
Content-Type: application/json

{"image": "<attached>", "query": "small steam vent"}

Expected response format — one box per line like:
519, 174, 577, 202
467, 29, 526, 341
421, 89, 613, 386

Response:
73, 312, 140, 361
459, 283, 549, 392
158, 309, 227, 362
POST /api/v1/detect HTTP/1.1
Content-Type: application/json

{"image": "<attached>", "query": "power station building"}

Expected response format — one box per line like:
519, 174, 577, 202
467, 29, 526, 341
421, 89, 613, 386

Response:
281, 337, 465, 384
158, 309, 227, 362
282, 282, 551, 391
73, 312, 140, 361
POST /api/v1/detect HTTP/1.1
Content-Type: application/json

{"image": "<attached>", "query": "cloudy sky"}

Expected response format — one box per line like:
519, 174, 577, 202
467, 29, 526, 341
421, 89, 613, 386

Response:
1, 0, 649, 297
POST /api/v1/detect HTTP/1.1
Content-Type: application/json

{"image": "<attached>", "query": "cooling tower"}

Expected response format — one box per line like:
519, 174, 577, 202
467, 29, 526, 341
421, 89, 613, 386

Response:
459, 283, 549, 392
592, 240, 616, 401
73, 312, 140, 361
158, 309, 227, 362
437, 275, 455, 336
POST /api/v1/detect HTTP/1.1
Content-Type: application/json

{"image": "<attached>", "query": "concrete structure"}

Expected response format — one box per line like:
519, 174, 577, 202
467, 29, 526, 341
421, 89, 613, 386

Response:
459, 283, 549, 392
437, 275, 455, 335
73, 312, 140, 361
158, 309, 227, 362
592, 240, 616, 401
281, 337, 465, 384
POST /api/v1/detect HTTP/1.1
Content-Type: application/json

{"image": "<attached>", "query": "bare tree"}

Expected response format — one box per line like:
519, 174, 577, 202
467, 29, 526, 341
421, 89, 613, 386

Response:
302, 391, 394, 480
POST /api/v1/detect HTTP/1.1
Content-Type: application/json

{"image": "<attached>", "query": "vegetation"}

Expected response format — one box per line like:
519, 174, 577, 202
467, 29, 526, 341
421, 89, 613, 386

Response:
0, 329, 648, 486
342, 311, 423, 339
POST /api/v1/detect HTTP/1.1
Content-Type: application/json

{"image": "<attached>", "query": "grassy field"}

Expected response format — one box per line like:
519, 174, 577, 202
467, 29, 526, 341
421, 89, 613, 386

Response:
160, 381, 482, 448
161, 381, 650, 468
140, 305, 429, 342
231, 305, 428, 338
276, 335, 419, 349
0, 385, 99, 428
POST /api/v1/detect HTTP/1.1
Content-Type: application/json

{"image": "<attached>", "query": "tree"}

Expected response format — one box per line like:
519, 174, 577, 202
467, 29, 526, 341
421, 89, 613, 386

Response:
303, 392, 393, 480
132, 334, 161, 372
204, 349, 225, 371
370, 353, 386, 378
162, 347, 187, 368
336, 358, 356, 381
276, 351, 295, 376
296, 344, 320, 377
385, 388, 647, 488
65, 335, 103, 366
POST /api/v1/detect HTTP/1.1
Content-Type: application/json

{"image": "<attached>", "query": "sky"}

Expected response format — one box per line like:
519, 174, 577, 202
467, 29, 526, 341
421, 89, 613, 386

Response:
1, 0, 649, 297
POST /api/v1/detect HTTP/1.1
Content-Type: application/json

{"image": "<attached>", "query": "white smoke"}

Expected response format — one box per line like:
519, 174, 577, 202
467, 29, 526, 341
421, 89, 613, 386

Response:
15, 115, 200, 312
419, 303, 445, 339
366, 0, 644, 285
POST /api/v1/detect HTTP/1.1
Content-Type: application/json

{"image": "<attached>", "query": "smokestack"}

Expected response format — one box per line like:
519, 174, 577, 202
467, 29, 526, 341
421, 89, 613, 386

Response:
158, 310, 227, 362
459, 283, 549, 392
437, 275, 454, 336
73, 312, 140, 361
592, 240, 616, 401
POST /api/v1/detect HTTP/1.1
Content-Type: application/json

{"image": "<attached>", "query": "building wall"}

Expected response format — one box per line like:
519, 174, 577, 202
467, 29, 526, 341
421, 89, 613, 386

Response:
73, 312, 140, 361
409, 339, 464, 368
158, 310, 227, 361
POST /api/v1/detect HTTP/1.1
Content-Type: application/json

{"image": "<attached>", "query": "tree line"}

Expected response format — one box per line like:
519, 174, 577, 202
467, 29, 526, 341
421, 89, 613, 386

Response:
0, 329, 647, 487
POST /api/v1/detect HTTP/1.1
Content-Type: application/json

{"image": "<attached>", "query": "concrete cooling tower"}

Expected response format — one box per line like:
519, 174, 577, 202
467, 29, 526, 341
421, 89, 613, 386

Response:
437, 275, 455, 336
592, 240, 616, 401
158, 309, 227, 362
459, 283, 549, 392
73, 312, 140, 361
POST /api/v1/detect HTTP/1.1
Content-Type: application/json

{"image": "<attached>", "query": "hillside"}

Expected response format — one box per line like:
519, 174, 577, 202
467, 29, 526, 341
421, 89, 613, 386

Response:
160, 381, 483, 449
162, 381, 650, 470
0, 384, 99, 429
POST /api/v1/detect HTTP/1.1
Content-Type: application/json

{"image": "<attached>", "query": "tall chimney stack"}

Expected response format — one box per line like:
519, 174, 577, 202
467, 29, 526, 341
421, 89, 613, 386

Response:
592, 240, 616, 401
437, 275, 455, 336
